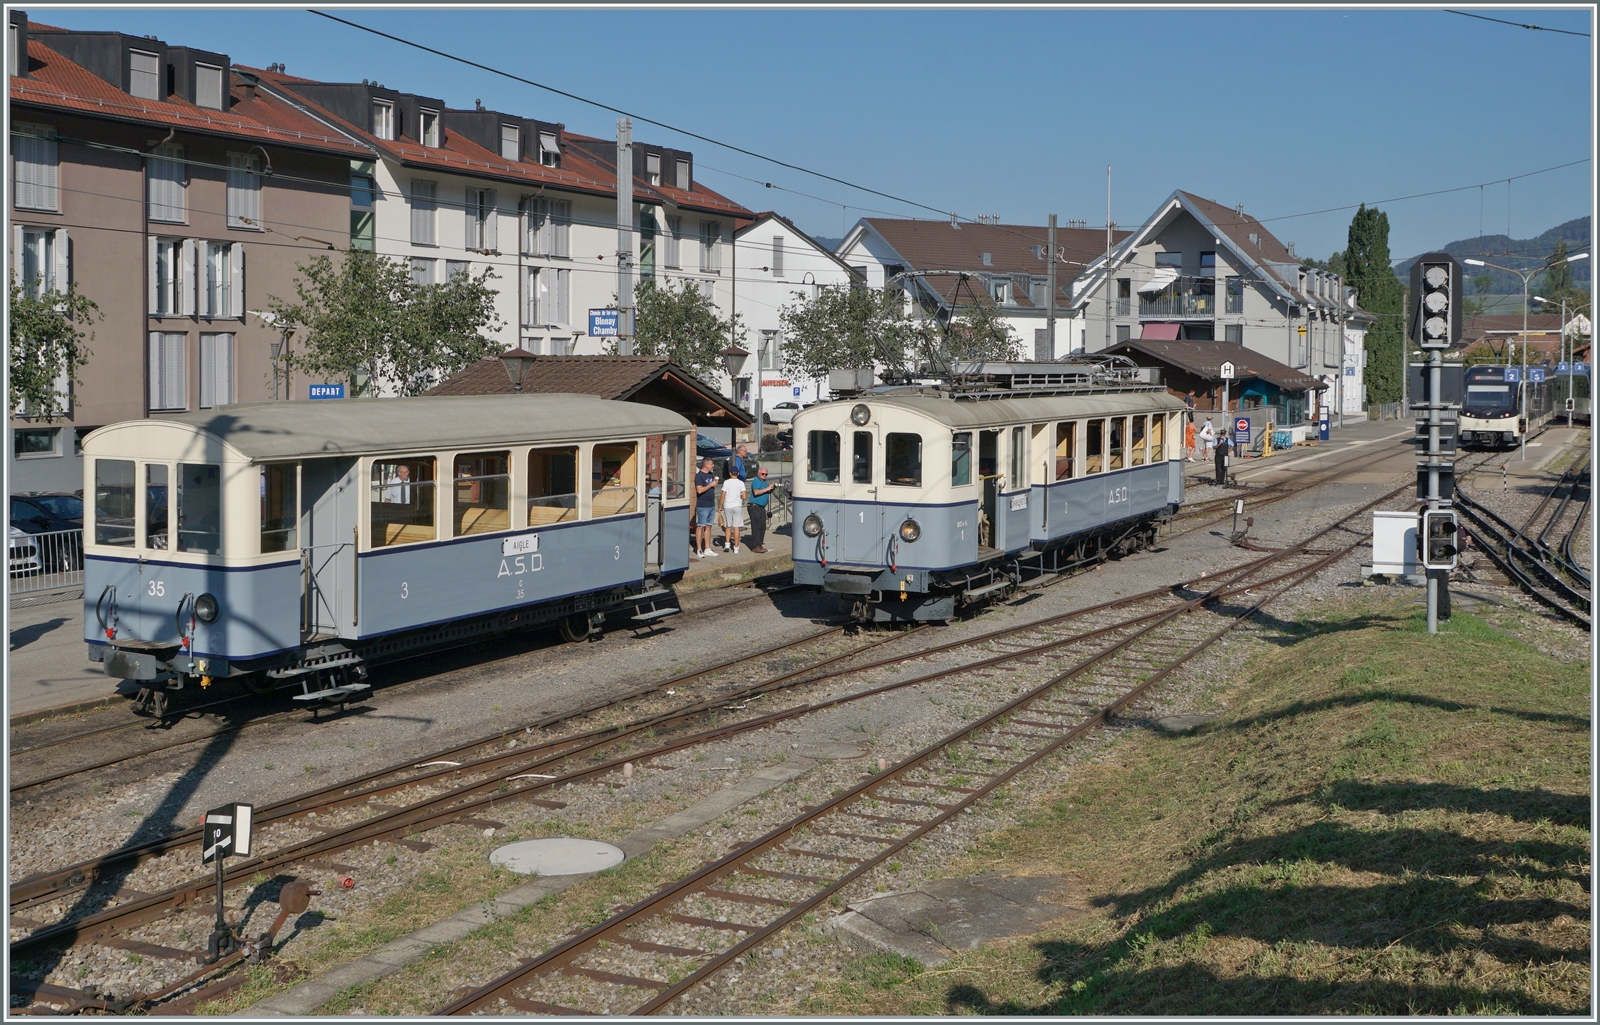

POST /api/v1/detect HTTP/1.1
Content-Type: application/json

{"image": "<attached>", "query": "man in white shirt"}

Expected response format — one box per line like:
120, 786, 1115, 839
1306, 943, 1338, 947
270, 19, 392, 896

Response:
1197, 418, 1216, 461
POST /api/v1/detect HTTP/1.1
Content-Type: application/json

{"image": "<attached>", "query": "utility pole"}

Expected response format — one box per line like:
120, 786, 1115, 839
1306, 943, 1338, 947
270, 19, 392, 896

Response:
1411, 253, 1463, 635
1046, 214, 1057, 360
1105, 166, 1112, 353
615, 118, 634, 355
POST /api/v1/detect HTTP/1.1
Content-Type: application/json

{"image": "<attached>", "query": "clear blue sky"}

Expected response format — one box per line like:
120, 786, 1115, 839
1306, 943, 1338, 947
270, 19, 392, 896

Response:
29, 6, 1594, 262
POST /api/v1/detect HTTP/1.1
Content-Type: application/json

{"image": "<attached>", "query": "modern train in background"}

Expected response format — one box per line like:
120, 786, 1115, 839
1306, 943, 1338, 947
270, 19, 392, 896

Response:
82, 394, 692, 715
1458, 364, 1562, 449
790, 360, 1186, 622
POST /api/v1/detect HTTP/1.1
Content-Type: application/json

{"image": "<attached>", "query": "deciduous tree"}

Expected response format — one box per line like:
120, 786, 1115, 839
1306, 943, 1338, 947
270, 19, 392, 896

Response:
779, 284, 916, 381
8, 281, 99, 420
267, 250, 504, 397
622, 278, 743, 379
1342, 205, 1404, 404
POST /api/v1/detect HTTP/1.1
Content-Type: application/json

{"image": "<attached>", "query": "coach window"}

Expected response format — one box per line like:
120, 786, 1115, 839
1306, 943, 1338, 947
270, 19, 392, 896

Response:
951, 432, 972, 486
177, 463, 222, 554
1086, 419, 1105, 475
885, 432, 922, 487
371, 456, 437, 547
145, 464, 171, 549
1130, 416, 1148, 466
807, 430, 840, 483
1108, 417, 1127, 470
95, 459, 136, 546
454, 451, 510, 536
664, 434, 687, 499
528, 446, 578, 524
592, 442, 638, 517
260, 464, 298, 553
851, 431, 873, 484
1150, 415, 1166, 461
1055, 422, 1075, 480
1008, 426, 1027, 486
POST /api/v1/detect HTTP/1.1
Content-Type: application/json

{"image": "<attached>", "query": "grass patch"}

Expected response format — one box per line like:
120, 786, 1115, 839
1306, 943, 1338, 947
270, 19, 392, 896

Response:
806, 594, 1591, 1015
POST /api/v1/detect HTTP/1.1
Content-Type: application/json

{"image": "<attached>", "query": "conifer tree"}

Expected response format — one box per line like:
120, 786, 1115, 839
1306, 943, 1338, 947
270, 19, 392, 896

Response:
1343, 205, 1404, 404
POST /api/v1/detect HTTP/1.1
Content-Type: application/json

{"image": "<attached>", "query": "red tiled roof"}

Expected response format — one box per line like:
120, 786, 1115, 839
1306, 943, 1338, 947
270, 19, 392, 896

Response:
426, 355, 752, 425
11, 39, 370, 156
1107, 339, 1326, 393
252, 65, 751, 217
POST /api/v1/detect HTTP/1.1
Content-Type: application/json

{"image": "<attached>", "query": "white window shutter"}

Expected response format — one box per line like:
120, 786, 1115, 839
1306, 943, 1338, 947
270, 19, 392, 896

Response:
147, 236, 158, 309
200, 334, 215, 408
52, 228, 68, 291
229, 244, 244, 319
523, 267, 536, 325
554, 200, 570, 257
556, 269, 569, 325
149, 333, 163, 409
484, 190, 498, 252
536, 269, 550, 325
168, 334, 186, 410
181, 240, 196, 316
12, 225, 24, 285
464, 190, 477, 250
219, 334, 234, 404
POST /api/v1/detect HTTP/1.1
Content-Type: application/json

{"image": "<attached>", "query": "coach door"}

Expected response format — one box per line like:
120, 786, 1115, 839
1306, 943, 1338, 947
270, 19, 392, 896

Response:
978, 429, 1001, 551
839, 426, 883, 565
301, 457, 360, 639
644, 435, 665, 572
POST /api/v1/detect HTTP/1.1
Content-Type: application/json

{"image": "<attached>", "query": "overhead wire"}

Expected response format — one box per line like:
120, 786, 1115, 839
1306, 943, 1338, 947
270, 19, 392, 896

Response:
1444, 9, 1591, 37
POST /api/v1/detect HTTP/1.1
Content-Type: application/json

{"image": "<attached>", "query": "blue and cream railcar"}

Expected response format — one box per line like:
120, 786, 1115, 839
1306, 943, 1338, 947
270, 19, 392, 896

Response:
1459, 364, 1556, 450
81, 394, 693, 713
791, 373, 1184, 622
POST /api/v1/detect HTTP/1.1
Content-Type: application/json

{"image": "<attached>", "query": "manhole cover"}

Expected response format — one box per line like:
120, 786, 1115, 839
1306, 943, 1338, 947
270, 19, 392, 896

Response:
490, 838, 625, 876
797, 742, 868, 760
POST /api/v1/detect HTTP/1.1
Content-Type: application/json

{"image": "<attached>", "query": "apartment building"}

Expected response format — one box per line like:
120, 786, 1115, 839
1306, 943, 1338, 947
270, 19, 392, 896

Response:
1066, 190, 1376, 421
835, 217, 1133, 360
7, 14, 368, 492
252, 69, 752, 366
732, 211, 861, 410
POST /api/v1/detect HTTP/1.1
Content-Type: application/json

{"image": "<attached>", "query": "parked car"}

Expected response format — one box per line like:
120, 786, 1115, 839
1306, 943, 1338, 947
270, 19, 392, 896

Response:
11, 493, 84, 570
696, 433, 734, 462
9, 525, 40, 576
763, 401, 802, 425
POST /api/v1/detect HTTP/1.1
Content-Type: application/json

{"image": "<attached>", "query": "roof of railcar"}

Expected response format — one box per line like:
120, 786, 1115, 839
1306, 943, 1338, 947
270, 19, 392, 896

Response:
799, 388, 1184, 430
85, 394, 692, 461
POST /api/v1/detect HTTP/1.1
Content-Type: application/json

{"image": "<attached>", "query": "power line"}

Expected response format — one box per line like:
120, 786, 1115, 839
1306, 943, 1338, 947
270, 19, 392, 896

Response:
1256, 158, 1591, 225
308, 10, 962, 224
1445, 9, 1590, 38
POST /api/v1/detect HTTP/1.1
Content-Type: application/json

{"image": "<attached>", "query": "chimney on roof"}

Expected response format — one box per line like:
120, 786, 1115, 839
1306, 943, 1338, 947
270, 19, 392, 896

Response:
1235, 203, 1243, 218
1286, 242, 1296, 257
475, 98, 485, 111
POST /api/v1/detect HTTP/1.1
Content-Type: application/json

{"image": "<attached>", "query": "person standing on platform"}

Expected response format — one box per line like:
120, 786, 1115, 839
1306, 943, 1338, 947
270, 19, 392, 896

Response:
694, 458, 718, 558
1214, 430, 1232, 485
746, 466, 774, 553
1198, 417, 1216, 460
1184, 417, 1197, 461
720, 464, 748, 554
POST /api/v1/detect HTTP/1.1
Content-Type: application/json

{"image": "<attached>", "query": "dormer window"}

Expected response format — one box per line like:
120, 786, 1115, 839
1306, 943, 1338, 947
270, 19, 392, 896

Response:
980, 252, 992, 267
646, 153, 661, 186
991, 278, 1010, 304
538, 132, 559, 167
500, 124, 519, 161
675, 159, 689, 190
195, 63, 224, 110
420, 108, 439, 147
372, 99, 394, 140
1248, 232, 1261, 247
129, 49, 161, 99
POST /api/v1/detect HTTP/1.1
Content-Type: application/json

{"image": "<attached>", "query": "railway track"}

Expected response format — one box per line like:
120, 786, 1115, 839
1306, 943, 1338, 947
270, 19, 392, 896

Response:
9, 511, 1374, 1015
8, 574, 800, 794
437, 490, 1393, 1016
1457, 446, 1592, 630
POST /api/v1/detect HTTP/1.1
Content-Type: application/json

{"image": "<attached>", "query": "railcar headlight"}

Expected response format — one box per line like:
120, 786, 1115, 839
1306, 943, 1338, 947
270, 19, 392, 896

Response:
850, 403, 872, 426
899, 518, 921, 543
195, 593, 219, 624
803, 513, 825, 538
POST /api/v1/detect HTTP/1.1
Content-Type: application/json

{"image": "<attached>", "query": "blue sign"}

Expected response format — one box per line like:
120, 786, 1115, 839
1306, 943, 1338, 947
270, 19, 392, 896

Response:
1504, 367, 1520, 383
308, 384, 345, 400
1558, 361, 1570, 373
1344, 366, 1356, 377
1234, 417, 1251, 446
792, 386, 802, 397
1530, 368, 1546, 383
589, 309, 621, 337
1576, 362, 1590, 376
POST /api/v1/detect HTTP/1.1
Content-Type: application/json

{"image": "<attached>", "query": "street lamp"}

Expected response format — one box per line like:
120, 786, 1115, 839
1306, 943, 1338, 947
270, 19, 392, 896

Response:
722, 344, 751, 440
1463, 251, 1588, 460
498, 347, 538, 393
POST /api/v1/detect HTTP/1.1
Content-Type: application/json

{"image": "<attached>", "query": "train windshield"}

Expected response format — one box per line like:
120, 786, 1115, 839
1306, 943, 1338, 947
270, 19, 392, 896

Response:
1464, 384, 1516, 415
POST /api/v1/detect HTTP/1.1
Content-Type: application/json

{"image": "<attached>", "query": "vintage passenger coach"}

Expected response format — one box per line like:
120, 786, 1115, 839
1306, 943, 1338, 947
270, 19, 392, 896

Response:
82, 394, 692, 714
791, 362, 1185, 621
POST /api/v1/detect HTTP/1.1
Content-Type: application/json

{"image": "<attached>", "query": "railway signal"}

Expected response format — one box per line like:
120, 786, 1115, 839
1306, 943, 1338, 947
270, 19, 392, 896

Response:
1407, 251, 1462, 633
201, 802, 254, 963
1420, 509, 1460, 571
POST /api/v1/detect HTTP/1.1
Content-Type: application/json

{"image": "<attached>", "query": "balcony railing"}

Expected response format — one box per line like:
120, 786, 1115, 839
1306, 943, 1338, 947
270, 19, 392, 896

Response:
1139, 276, 1217, 319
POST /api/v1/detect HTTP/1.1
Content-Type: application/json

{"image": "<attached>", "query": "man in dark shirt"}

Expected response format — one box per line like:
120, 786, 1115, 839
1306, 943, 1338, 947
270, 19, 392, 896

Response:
694, 458, 718, 558
1214, 431, 1232, 485
746, 466, 774, 553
